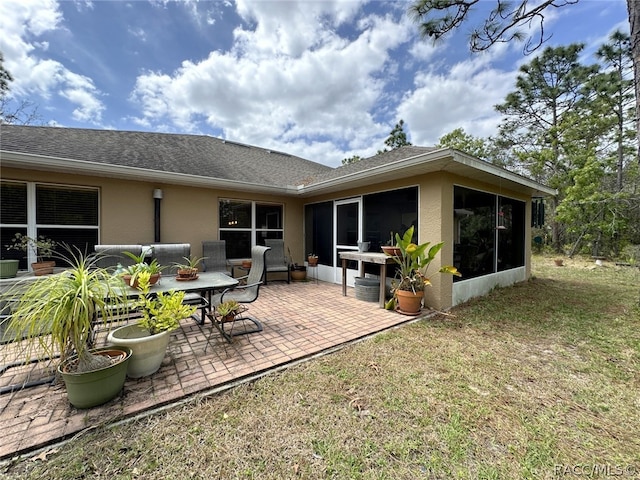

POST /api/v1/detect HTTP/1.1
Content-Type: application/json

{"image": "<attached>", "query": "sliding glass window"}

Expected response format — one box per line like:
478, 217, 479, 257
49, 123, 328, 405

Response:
453, 186, 525, 281
0, 181, 99, 269
219, 199, 283, 259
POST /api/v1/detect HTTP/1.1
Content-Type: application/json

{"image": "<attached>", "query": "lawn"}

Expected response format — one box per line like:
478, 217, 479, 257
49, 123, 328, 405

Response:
3, 256, 639, 479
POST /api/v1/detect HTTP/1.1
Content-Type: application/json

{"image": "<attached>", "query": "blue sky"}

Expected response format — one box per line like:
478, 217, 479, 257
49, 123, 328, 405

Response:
0, 0, 630, 167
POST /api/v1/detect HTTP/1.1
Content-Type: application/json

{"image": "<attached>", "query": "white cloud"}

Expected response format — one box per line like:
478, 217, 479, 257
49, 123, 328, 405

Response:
0, 0, 105, 124
1, 0, 628, 167
398, 54, 517, 146
130, 1, 412, 165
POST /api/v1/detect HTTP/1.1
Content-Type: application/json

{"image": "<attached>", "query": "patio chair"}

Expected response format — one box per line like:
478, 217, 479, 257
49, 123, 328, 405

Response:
150, 243, 209, 323
201, 240, 230, 273
93, 244, 143, 270
264, 239, 290, 285
150, 243, 191, 274
205, 245, 269, 345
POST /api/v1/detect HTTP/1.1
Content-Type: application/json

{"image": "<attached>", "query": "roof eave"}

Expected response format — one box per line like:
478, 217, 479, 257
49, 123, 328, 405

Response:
450, 150, 557, 197
0, 151, 299, 195
298, 147, 556, 197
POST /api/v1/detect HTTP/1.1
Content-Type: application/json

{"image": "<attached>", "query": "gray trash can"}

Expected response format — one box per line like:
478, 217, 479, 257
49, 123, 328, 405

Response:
354, 277, 379, 303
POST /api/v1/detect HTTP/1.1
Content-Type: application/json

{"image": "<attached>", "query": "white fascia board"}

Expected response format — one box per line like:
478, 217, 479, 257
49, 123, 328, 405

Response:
451, 150, 557, 196
296, 148, 454, 193
297, 147, 556, 197
0, 151, 298, 195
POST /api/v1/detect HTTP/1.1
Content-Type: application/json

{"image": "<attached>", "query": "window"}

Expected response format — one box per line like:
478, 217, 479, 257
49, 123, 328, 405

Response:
363, 187, 418, 251
305, 202, 333, 266
453, 186, 525, 280
219, 200, 283, 259
0, 181, 100, 269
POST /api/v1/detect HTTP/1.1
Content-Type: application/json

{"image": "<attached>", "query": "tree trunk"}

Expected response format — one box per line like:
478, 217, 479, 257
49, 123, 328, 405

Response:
627, 0, 640, 164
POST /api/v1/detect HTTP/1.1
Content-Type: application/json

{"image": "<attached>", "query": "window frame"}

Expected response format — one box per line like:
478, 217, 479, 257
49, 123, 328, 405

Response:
0, 180, 100, 267
218, 199, 284, 259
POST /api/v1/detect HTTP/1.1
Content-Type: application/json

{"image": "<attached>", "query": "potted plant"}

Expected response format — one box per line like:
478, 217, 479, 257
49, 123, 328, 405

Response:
307, 254, 318, 266
107, 271, 196, 378
381, 231, 401, 256
215, 299, 245, 323
121, 251, 164, 288
5, 233, 57, 275
4, 245, 133, 408
290, 263, 307, 281
0, 259, 19, 279
173, 255, 206, 280
386, 226, 461, 314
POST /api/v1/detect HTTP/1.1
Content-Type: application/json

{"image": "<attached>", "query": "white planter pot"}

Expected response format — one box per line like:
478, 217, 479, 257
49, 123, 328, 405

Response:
107, 324, 171, 378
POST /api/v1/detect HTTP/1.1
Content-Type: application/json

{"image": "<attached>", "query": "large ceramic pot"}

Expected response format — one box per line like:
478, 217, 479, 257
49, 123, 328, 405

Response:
58, 346, 132, 409
290, 265, 307, 281
107, 324, 171, 378
395, 289, 424, 315
0, 259, 19, 279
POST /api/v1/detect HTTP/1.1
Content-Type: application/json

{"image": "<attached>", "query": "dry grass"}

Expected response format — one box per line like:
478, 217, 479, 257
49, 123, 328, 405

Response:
3, 256, 640, 479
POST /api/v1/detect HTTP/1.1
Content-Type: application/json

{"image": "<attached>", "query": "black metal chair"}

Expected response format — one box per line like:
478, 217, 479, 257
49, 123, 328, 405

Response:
205, 245, 269, 345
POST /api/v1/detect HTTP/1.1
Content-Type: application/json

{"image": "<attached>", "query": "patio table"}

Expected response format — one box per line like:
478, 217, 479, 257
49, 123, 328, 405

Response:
0, 271, 238, 394
131, 271, 239, 323
339, 251, 395, 308
147, 271, 238, 297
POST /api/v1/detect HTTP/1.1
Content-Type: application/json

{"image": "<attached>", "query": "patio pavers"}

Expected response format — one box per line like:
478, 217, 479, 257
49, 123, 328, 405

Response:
0, 281, 421, 460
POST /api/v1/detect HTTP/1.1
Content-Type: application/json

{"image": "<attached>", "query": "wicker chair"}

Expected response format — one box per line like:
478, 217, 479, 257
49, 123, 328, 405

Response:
205, 245, 268, 344
264, 239, 290, 285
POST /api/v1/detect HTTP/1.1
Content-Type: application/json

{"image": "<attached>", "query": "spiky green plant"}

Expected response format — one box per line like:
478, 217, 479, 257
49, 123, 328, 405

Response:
4, 245, 131, 373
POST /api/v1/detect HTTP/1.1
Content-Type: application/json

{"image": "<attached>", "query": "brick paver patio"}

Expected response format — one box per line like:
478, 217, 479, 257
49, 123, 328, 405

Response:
0, 281, 422, 461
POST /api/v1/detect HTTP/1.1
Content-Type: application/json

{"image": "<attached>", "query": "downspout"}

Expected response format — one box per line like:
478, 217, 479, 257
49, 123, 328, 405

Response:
153, 189, 163, 242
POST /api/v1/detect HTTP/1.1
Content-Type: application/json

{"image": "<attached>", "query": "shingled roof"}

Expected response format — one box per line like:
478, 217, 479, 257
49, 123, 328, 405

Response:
0, 125, 333, 188
1, 125, 555, 197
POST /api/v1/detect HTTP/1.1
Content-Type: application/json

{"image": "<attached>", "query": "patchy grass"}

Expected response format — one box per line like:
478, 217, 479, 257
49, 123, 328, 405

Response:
3, 256, 640, 479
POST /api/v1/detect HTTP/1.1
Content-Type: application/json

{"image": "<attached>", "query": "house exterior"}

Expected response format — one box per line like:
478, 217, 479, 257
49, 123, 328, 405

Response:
0, 125, 555, 309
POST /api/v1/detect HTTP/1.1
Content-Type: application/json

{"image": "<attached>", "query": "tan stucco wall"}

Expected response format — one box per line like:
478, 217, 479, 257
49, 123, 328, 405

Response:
303, 170, 533, 310
4, 164, 534, 310
1, 168, 305, 263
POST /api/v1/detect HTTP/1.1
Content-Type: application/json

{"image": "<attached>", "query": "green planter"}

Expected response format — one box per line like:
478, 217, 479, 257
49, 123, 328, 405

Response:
58, 346, 132, 409
0, 259, 19, 279
107, 324, 171, 378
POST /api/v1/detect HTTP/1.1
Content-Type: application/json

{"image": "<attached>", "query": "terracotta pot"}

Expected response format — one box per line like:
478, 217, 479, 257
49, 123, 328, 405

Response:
554, 259, 564, 267
31, 260, 56, 276
395, 289, 424, 314
177, 268, 198, 280
381, 246, 402, 257
307, 256, 318, 266
242, 260, 252, 269
290, 266, 307, 281
122, 273, 160, 289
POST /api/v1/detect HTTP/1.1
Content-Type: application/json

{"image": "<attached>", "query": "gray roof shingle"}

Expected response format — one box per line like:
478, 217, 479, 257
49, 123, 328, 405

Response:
0, 125, 334, 187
